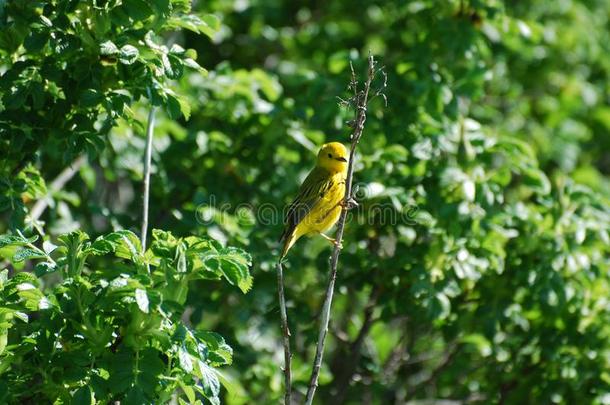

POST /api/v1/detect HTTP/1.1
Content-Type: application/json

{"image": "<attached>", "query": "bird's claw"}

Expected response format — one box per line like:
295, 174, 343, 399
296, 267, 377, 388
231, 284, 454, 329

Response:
320, 233, 343, 249
340, 197, 358, 210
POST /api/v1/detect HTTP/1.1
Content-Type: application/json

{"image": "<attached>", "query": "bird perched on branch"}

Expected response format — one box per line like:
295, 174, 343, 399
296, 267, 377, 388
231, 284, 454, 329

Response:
279, 142, 348, 259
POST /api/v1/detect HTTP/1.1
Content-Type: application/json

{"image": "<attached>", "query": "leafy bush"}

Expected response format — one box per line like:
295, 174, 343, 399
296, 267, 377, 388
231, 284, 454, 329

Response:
0, 0, 214, 227
3, 0, 610, 404
0, 229, 251, 403
128, 1, 610, 402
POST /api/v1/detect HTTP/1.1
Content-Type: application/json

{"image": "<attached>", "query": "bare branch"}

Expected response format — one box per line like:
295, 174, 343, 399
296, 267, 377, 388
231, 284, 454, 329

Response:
276, 260, 292, 404
30, 155, 87, 222
305, 54, 383, 405
141, 104, 156, 250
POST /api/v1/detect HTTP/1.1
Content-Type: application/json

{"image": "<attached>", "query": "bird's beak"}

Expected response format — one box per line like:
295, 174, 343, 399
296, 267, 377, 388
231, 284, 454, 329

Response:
335, 157, 347, 162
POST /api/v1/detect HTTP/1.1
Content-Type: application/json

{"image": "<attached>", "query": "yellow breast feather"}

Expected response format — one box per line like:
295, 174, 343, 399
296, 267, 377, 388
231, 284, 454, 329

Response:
279, 142, 348, 258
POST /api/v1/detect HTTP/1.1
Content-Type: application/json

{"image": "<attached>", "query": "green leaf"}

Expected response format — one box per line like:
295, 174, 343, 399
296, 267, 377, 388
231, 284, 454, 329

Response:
135, 288, 149, 313
0, 270, 7, 288
80, 89, 103, 107
178, 345, 193, 373
151, 0, 171, 15
21, 166, 48, 198
137, 349, 165, 395
176, 95, 191, 120
124, 386, 146, 405
160, 53, 173, 77
35, 261, 57, 276
87, 238, 116, 255
431, 293, 451, 320
461, 334, 492, 357
0, 234, 38, 249
182, 57, 207, 74
107, 350, 135, 394
123, 0, 154, 21
100, 40, 119, 55
71, 386, 93, 405
39, 15, 53, 27
178, 381, 196, 403
165, 13, 219, 38
200, 247, 253, 293
0, 331, 7, 356
522, 166, 551, 195
58, 231, 90, 277
196, 331, 233, 366
166, 93, 190, 120
196, 361, 220, 400
13, 247, 45, 262
13, 311, 28, 323
199, 14, 220, 38
164, 274, 189, 305
42, 240, 58, 255
103, 230, 142, 262
119, 45, 139, 65
151, 229, 177, 248
168, 53, 184, 79
24, 30, 49, 52
176, 242, 187, 273
214, 369, 247, 404
16, 283, 44, 311
38, 296, 51, 310
8, 272, 38, 286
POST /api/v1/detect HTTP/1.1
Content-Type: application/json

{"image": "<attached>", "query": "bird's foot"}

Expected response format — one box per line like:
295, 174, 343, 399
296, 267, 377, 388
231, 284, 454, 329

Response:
320, 233, 343, 249
340, 196, 359, 210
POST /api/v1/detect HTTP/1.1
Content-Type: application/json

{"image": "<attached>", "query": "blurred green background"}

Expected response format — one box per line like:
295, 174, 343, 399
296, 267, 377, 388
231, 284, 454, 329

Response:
2, 0, 610, 403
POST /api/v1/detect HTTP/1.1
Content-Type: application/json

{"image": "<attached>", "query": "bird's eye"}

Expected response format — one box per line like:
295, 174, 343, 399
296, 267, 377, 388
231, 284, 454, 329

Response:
328, 153, 332, 158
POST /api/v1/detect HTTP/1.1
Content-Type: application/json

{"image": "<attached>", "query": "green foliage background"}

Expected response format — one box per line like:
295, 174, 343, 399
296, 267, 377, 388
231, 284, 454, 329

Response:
2, 0, 610, 404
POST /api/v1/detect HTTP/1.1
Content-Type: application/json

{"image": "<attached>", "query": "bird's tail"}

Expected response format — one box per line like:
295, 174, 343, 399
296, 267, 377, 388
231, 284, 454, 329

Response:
279, 231, 296, 259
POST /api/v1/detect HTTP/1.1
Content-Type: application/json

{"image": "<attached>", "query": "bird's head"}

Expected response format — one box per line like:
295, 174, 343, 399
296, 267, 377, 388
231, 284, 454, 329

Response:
317, 142, 348, 173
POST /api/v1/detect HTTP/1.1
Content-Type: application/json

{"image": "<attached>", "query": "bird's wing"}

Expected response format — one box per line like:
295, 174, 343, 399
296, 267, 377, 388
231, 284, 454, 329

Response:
280, 167, 335, 242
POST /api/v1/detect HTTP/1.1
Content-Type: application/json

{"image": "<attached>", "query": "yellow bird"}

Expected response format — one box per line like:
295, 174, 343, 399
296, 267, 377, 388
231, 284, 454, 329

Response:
279, 142, 349, 258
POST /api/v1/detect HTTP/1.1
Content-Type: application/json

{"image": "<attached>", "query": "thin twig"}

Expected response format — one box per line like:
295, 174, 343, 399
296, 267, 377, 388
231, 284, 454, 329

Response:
304, 54, 381, 405
30, 155, 87, 222
141, 104, 156, 250
276, 261, 292, 404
